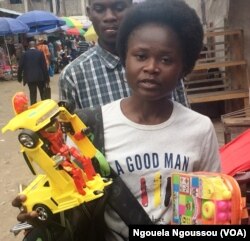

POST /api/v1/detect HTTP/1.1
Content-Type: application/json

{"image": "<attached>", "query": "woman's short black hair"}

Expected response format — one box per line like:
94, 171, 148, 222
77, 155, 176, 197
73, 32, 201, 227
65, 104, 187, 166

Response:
87, 0, 133, 6
116, 0, 204, 75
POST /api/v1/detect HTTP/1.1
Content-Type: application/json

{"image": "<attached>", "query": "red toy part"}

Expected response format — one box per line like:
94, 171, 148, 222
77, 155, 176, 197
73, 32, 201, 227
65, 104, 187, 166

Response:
61, 160, 86, 195
39, 119, 96, 192
74, 131, 85, 140
12, 92, 29, 115
70, 147, 96, 180
40, 121, 65, 154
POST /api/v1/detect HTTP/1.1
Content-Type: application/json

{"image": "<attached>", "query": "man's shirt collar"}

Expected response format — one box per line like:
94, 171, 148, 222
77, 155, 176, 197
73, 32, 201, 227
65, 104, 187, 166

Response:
96, 44, 121, 69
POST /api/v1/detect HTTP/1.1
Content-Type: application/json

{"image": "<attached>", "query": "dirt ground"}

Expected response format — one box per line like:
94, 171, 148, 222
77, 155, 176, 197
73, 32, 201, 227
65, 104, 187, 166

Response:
0, 74, 59, 241
0, 75, 225, 241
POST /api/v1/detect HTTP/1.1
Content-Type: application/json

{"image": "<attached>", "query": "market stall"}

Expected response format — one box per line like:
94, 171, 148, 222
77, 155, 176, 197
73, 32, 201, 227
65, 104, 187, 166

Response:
0, 17, 29, 80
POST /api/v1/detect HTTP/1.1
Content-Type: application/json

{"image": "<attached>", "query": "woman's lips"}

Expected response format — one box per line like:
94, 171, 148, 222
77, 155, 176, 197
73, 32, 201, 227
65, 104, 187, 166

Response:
139, 79, 160, 89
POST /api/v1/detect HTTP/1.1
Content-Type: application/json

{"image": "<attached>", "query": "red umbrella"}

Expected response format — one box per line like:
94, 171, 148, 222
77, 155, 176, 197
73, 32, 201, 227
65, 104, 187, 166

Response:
65, 27, 85, 36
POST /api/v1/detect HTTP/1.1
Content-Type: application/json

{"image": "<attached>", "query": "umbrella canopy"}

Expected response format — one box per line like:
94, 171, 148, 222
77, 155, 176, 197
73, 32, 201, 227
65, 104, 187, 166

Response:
84, 25, 98, 42
68, 16, 92, 29
66, 27, 85, 36
17, 10, 65, 33
61, 17, 83, 29
0, 17, 29, 36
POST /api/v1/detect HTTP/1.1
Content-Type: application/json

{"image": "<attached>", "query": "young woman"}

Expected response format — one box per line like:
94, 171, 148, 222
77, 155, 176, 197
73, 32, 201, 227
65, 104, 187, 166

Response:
101, 0, 220, 239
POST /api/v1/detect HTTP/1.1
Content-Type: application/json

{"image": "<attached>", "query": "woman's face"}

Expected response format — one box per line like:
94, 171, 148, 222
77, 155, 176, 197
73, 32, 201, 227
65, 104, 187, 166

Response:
125, 23, 184, 101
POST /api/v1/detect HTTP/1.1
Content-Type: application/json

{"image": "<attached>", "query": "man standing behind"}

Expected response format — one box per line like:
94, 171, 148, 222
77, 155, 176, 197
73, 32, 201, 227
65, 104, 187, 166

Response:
77, 36, 90, 55
59, 0, 132, 109
18, 41, 49, 105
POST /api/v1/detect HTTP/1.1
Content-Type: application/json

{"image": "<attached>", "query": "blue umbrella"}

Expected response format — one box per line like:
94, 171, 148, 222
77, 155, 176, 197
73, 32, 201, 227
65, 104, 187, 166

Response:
0, 17, 29, 36
17, 10, 65, 34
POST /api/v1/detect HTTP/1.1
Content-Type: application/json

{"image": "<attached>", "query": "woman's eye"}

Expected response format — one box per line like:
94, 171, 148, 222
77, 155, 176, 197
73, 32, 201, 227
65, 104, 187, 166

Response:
162, 57, 172, 64
136, 54, 146, 61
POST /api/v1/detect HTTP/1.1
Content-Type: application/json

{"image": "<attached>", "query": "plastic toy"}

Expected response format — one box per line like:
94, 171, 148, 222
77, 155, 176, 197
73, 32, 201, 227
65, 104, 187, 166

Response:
171, 172, 248, 224
2, 92, 112, 222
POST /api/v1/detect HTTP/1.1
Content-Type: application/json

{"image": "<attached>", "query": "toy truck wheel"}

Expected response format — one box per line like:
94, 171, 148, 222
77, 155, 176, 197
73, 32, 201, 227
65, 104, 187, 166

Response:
33, 204, 52, 222
18, 129, 39, 148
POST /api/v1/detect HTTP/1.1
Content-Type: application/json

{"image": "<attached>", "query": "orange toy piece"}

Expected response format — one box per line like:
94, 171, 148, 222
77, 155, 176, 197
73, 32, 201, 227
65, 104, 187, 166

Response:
12, 92, 29, 115
60, 160, 86, 195
69, 147, 96, 180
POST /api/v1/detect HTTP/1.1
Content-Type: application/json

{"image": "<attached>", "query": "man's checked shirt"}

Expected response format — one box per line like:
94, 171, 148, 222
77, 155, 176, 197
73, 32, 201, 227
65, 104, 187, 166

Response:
59, 44, 189, 109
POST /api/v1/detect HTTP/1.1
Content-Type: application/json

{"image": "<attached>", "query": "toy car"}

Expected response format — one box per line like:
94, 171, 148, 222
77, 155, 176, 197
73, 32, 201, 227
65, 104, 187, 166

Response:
2, 94, 111, 222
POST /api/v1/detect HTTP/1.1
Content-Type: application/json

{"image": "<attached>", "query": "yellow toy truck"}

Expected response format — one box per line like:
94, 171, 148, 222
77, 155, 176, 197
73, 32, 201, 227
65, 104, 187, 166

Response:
2, 93, 111, 222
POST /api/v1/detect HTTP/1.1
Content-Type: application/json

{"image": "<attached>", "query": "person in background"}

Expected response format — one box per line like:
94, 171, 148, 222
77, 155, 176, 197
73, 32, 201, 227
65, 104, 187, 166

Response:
17, 41, 49, 105
36, 37, 51, 69
47, 37, 57, 76
59, 45, 71, 69
70, 36, 78, 60
15, 42, 25, 63
7, 39, 16, 61
77, 36, 90, 55
59, 0, 189, 109
0, 46, 6, 67
64, 36, 72, 55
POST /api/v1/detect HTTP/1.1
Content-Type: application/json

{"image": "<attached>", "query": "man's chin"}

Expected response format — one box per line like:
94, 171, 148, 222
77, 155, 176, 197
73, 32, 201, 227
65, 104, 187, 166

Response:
99, 37, 116, 47
104, 34, 117, 43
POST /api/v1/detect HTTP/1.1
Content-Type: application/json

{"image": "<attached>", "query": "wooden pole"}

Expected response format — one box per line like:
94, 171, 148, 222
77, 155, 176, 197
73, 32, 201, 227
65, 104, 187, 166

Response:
52, 0, 57, 14
80, 0, 87, 16
23, 0, 28, 12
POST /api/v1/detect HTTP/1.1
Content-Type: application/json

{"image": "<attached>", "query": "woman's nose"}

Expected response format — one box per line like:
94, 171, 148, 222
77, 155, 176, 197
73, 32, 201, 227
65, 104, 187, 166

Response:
143, 59, 160, 74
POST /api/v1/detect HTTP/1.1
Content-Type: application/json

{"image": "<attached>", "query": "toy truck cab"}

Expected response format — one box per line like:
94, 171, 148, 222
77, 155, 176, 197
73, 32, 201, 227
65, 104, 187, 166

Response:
2, 98, 111, 221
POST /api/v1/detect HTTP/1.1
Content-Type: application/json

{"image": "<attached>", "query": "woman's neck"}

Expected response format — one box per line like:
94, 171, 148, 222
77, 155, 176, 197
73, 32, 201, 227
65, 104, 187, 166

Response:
120, 97, 173, 125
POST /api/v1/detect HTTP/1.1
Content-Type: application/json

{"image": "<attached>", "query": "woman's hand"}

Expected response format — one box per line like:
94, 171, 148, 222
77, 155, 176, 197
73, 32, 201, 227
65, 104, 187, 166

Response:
12, 194, 38, 224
